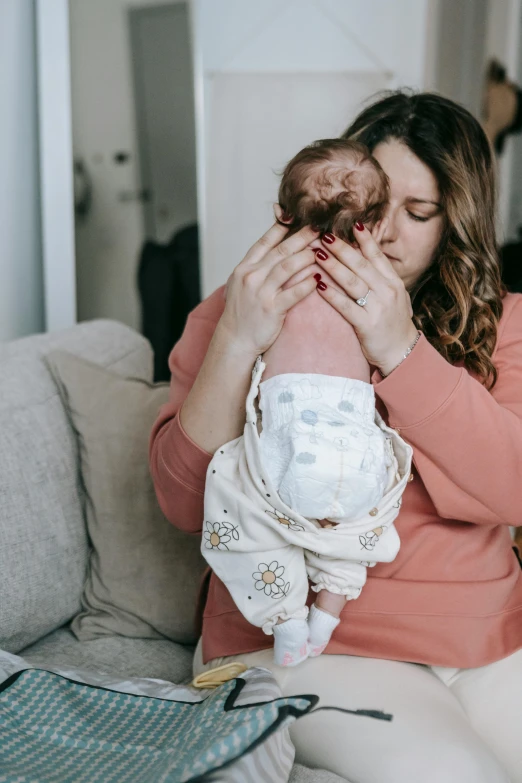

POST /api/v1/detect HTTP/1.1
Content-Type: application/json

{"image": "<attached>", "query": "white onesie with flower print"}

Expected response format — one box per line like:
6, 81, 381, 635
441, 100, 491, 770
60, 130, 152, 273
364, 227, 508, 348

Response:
202, 356, 413, 636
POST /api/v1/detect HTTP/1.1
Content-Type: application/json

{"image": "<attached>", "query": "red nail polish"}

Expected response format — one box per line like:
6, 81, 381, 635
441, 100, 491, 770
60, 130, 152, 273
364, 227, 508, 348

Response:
322, 233, 335, 244
355, 221, 364, 231
313, 273, 322, 281
317, 281, 327, 291
315, 249, 328, 261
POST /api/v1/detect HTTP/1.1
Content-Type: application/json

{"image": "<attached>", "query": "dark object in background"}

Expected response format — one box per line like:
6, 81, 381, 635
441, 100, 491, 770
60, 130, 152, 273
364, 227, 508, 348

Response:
487, 60, 522, 155
73, 158, 93, 219
483, 61, 522, 293
494, 89, 522, 155
138, 224, 200, 382
500, 240, 522, 294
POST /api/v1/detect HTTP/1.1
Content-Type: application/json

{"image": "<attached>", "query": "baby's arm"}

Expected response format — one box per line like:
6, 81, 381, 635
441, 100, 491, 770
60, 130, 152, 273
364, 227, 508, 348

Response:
262, 261, 370, 382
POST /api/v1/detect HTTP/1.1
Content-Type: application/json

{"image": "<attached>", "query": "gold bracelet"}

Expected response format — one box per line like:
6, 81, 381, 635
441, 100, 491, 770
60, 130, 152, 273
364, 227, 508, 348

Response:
381, 331, 421, 378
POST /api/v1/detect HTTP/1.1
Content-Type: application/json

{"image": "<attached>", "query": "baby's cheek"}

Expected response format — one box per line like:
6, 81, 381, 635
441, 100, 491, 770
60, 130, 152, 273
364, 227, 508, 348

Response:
283, 262, 342, 293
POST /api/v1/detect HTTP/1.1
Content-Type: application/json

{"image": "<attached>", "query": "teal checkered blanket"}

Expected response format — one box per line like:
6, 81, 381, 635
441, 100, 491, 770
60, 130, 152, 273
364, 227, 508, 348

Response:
0, 653, 392, 782
0, 666, 315, 782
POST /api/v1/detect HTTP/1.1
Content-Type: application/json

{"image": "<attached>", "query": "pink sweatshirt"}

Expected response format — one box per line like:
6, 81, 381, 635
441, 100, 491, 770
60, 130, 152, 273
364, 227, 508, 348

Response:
149, 287, 522, 667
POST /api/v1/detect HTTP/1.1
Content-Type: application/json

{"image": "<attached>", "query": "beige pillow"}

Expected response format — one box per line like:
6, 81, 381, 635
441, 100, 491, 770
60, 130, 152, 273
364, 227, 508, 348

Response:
45, 350, 206, 645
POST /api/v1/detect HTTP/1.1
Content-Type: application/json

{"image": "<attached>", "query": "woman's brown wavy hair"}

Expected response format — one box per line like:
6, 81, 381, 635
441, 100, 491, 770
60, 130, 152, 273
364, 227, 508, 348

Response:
343, 90, 505, 389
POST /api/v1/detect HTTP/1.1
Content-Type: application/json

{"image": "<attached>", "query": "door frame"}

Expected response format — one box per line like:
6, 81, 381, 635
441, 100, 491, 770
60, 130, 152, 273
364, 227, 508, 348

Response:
129, 1, 198, 244
35, 0, 77, 331
35, 0, 204, 331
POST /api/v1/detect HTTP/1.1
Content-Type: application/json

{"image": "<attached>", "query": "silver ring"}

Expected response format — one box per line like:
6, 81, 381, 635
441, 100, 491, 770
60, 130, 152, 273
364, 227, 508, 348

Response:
356, 289, 371, 307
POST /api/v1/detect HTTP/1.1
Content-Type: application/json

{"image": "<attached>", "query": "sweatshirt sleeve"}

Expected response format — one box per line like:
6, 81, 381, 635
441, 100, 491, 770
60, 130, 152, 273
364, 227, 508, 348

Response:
372, 294, 522, 526
149, 288, 226, 535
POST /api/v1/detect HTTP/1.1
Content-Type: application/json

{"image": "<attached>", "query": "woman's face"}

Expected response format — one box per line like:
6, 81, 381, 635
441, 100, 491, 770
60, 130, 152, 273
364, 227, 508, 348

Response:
372, 139, 444, 290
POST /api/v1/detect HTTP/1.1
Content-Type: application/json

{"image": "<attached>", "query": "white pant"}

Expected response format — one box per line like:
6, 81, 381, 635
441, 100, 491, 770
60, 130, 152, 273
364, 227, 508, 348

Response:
194, 640, 522, 783
202, 358, 413, 633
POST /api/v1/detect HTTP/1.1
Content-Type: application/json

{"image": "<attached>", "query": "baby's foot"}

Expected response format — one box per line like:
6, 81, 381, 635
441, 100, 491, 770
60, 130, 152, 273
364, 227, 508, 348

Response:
272, 618, 310, 667
307, 604, 340, 657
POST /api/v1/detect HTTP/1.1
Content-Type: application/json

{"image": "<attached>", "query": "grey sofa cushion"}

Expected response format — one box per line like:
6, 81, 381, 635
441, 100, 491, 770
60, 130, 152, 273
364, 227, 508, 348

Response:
20, 627, 193, 683
0, 319, 152, 377
45, 351, 206, 646
0, 320, 152, 654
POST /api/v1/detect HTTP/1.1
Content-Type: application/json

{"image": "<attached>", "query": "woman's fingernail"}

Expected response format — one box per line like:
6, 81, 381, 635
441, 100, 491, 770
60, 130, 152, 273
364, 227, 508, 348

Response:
315, 249, 328, 261
281, 211, 292, 222
355, 221, 365, 231
317, 281, 327, 291
313, 273, 322, 281
322, 233, 335, 244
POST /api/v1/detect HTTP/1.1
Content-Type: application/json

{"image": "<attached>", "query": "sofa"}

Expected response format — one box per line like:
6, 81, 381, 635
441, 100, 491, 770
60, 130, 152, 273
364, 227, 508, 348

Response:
0, 319, 346, 783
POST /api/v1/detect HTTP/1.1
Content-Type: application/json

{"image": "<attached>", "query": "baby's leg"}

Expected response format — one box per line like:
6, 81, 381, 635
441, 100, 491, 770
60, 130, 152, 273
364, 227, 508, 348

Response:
273, 616, 310, 667
272, 588, 346, 665
204, 441, 314, 666
305, 551, 368, 657
262, 262, 370, 382
315, 589, 346, 617
275, 587, 346, 663
307, 591, 347, 657
272, 523, 343, 665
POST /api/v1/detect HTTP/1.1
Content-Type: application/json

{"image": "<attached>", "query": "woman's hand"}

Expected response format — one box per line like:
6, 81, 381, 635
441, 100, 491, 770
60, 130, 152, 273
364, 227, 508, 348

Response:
218, 215, 319, 357
313, 223, 419, 376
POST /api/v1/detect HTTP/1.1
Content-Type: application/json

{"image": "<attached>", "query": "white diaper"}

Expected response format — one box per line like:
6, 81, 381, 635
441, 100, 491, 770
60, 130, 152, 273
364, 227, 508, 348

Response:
258, 374, 392, 521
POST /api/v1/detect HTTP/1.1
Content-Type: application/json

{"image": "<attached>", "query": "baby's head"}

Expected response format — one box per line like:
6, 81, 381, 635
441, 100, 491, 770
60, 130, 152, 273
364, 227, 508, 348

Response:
277, 139, 389, 242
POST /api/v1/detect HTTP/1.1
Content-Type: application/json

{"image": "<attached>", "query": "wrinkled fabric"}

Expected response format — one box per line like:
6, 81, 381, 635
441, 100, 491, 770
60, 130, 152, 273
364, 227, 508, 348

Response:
202, 357, 413, 633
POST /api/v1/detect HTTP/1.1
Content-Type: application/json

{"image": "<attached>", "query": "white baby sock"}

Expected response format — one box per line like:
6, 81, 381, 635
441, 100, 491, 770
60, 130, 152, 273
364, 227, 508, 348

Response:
272, 618, 310, 667
307, 603, 340, 657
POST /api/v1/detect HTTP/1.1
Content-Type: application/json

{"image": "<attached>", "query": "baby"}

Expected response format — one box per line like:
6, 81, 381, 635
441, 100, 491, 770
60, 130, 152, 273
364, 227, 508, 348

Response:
202, 139, 413, 667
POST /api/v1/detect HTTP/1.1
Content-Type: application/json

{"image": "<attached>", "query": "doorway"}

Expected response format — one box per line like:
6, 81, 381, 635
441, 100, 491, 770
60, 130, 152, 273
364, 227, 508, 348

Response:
130, 3, 197, 244
69, 0, 198, 331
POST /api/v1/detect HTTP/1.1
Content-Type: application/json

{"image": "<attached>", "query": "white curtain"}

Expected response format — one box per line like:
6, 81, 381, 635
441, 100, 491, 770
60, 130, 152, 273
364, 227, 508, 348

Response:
204, 71, 390, 296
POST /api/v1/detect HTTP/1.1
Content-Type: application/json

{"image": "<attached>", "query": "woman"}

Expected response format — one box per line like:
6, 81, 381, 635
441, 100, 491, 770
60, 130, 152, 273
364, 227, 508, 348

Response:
150, 92, 522, 782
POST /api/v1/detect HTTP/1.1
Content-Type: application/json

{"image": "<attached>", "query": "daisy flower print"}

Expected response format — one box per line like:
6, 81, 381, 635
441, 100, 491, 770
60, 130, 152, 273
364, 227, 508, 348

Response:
265, 508, 305, 532
204, 520, 239, 551
252, 561, 290, 598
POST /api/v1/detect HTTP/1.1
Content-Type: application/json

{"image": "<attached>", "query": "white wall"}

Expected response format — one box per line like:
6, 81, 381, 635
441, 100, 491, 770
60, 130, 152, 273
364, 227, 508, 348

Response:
485, 0, 522, 239
193, 0, 432, 297
0, 0, 44, 341
426, 0, 522, 239
435, 0, 488, 116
